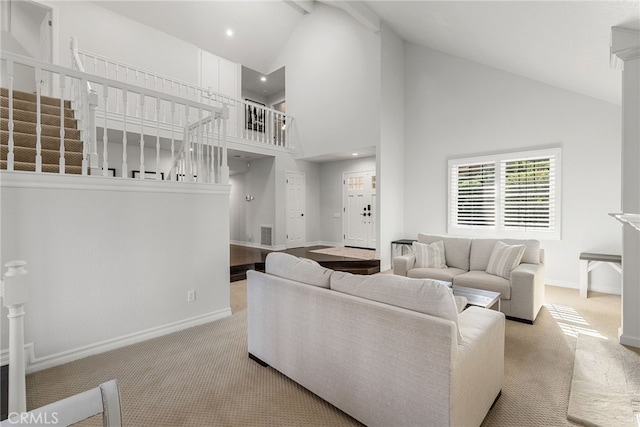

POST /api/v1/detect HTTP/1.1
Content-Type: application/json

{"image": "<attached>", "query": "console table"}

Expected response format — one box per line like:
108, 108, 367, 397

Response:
579, 252, 622, 298
390, 239, 417, 266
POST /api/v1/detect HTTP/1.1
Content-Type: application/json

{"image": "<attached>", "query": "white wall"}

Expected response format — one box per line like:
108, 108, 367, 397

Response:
0, 173, 231, 369
318, 157, 377, 246
229, 173, 247, 242
378, 23, 405, 271
271, 3, 381, 160
54, 1, 199, 85
404, 44, 622, 291
245, 157, 276, 245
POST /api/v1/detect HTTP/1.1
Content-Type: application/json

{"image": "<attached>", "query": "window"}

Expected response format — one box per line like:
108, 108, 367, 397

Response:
448, 148, 561, 239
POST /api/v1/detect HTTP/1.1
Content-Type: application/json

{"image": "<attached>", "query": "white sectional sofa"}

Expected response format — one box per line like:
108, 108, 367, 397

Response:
247, 252, 505, 427
393, 233, 545, 323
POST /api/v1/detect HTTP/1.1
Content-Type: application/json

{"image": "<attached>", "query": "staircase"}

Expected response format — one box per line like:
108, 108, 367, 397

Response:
1, 88, 84, 174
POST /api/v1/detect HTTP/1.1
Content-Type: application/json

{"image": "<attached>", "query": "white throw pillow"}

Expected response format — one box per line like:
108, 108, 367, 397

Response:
486, 241, 526, 279
413, 241, 447, 269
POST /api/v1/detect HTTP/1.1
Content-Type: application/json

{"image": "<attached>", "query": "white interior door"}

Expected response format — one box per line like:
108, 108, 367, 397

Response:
343, 171, 376, 249
286, 171, 306, 248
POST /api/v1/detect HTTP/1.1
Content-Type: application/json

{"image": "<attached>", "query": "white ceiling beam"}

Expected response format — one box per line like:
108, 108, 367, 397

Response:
611, 26, 640, 69
284, 0, 315, 15
334, 1, 380, 33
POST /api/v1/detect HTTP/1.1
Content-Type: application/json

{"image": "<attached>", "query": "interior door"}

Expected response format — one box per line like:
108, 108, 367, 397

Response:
343, 171, 376, 249
286, 171, 306, 248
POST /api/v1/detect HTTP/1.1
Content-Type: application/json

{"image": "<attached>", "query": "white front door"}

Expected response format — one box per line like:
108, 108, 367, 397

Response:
286, 171, 306, 248
343, 171, 376, 249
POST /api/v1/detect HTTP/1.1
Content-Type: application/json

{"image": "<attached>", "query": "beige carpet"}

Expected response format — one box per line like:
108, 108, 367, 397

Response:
308, 246, 377, 260
568, 334, 640, 426
24, 284, 626, 426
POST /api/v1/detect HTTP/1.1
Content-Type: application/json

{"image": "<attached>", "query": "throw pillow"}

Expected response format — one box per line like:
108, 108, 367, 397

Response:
486, 241, 526, 279
412, 241, 447, 269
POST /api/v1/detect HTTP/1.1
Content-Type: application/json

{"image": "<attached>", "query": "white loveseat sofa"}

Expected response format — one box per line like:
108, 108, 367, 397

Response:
248, 252, 505, 427
393, 233, 545, 323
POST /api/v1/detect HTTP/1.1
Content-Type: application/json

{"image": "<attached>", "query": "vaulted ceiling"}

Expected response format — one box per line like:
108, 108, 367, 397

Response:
94, 0, 639, 105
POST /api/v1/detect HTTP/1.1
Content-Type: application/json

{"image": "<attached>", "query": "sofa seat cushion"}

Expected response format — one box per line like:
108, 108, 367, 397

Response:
265, 252, 332, 288
453, 271, 511, 300
331, 272, 462, 340
408, 267, 466, 282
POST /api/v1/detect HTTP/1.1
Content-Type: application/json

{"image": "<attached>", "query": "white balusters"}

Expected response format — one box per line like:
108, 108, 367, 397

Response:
6, 60, 14, 171
35, 67, 43, 173
59, 73, 66, 173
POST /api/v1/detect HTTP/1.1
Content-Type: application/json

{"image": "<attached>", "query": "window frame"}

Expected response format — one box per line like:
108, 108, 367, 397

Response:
447, 147, 562, 240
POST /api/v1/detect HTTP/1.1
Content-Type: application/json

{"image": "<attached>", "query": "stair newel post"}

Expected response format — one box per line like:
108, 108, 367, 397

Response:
1, 260, 29, 414
220, 105, 229, 185
35, 67, 43, 173
122, 89, 128, 178
88, 88, 99, 173
102, 84, 109, 176
139, 94, 145, 177
7, 60, 14, 171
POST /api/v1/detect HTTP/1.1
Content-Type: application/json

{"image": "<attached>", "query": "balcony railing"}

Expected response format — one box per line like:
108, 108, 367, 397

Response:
72, 38, 294, 151
2, 49, 229, 184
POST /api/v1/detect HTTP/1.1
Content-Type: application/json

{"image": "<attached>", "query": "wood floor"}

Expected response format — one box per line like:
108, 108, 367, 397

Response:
230, 244, 380, 281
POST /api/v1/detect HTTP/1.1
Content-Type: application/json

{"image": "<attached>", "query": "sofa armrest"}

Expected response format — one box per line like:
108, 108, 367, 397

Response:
509, 262, 546, 322
393, 253, 415, 276
452, 307, 505, 426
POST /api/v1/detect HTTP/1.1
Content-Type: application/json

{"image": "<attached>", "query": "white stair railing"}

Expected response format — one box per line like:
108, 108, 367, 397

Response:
1, 260, 29, 415
1, 50, 228, 184
72, 39, 295, 150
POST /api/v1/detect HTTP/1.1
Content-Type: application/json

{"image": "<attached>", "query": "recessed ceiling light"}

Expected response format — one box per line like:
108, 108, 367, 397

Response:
352, 153, 358, 156
260, 76, 267, 82
226, 29, 233, 37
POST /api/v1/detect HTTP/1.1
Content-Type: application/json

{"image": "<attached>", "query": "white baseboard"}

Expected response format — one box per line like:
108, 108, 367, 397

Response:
620, 333, 640, 348
546, 279, 621, 295
306, 241, 342, 247
0, 308, 231, 373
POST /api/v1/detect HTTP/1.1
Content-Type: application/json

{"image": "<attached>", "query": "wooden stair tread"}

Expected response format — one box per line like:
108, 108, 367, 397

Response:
1, 118, 81, 139
1, 160, 83, 174
1, 131, 83, 152
1, 88, 72, 108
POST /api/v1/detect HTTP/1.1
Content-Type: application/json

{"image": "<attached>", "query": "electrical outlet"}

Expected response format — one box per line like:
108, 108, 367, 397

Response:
187, 290, 195, 302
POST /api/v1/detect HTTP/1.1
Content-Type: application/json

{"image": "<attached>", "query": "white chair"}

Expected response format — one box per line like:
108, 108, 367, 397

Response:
1, 379, 122, 427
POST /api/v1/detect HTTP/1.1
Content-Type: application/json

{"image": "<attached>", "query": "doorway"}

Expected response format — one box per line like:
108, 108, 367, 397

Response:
343, 170, 376, 249
285, 171, 306, 248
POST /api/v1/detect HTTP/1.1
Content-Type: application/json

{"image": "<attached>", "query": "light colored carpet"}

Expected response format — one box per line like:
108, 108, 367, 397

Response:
24, 284, 625, 426
568, 334, 640, 426
308, 246, 377, 260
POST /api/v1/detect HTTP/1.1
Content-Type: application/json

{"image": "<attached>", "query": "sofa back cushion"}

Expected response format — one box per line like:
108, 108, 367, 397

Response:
418, 234, 472, 271
265, 252, 332, 288
470, 239, 541, 271
331, 272, 462, 340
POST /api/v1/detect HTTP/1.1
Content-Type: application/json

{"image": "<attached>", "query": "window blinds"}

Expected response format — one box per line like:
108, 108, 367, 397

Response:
448, 148, 561, 239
